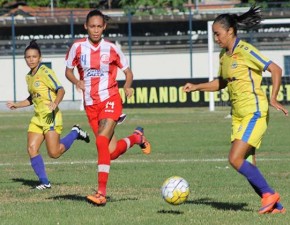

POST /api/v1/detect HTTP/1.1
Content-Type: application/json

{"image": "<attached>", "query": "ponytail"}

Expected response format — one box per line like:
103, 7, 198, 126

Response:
213, 5, 262, 35
235, 5, 262, 29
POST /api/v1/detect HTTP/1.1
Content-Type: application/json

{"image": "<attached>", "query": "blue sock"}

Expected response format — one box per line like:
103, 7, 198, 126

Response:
238, 160, 274, 195
30, 154, 49, 185
248, 178, 284, 209
248, 181, 262, 197
275, 202, 284, 210
60, 130, 78, 151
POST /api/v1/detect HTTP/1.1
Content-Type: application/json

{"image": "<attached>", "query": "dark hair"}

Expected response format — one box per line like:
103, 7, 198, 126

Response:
24, 39, 41, 56
86, 9, 110, 24
213, 5, 262, 35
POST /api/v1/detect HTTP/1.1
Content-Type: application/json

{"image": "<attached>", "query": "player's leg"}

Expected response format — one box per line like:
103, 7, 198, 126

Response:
230, 113, 280, 214
109, 126, 151, 160
86, 118, 116, 206
245, 148, 285, 214
245, 147, 260, 195
86, 95, 150, 206
246, 113, 284, 214
97, 118, 116, 194
44, 125, 90, 159
27, 128, 50, 189
229, 140, 280, 214
108, 95, 151, 160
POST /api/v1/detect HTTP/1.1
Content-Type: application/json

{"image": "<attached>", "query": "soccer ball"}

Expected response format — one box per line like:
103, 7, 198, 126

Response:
161, 176, 190, 205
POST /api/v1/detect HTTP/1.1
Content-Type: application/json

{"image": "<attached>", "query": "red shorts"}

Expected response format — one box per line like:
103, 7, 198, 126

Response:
85, 94, 123, 136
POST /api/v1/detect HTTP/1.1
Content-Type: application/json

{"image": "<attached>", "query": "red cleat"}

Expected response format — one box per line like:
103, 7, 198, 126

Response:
271, 207, 286, 214
134, 127, 151, 155
87, 192, 107, 206
259, 192, 280, 214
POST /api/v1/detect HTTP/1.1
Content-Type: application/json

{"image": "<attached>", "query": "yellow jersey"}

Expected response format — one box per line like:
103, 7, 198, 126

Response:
218, 38, 272, 118
26, 64, 63, 127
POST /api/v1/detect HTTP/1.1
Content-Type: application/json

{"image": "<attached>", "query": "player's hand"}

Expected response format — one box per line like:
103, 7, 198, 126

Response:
270, 99, 288, 116
47, 101, 57, 111
124, 87, 134, 98
6, 101, 17, 110
76, 80, 85, 92
183, 83, 197, 92
44, 112, 54, 124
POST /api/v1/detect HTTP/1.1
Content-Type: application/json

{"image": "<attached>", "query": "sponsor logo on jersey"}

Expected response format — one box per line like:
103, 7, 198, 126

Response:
34, 81, 40, 87
101, 54, 110, 64
32, 92, 41, 98
86, 69, 104, 78
231, 61, 238, 69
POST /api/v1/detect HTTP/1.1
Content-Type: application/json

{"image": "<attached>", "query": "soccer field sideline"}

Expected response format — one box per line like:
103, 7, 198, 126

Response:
1, 157, 289, 167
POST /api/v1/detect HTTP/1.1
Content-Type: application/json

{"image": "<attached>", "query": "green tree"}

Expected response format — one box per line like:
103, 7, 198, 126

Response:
119, 0, 186, 14
119, 0, 185, 8
0, 0, 115, 8
2, 0, 289, 10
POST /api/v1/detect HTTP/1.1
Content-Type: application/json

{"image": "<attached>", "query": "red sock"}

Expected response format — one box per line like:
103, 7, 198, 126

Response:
110, 134, 139, 160
96, 135, 111, 196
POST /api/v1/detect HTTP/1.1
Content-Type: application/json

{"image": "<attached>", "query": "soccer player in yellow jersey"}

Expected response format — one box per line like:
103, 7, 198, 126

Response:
183, 6, 288, 214
6, 40, 90, 190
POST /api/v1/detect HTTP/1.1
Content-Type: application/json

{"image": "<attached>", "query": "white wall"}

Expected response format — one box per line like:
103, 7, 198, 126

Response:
0, 50, 287, 102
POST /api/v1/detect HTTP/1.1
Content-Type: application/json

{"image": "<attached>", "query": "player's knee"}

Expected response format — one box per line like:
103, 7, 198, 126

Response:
27, 145, 39, 157
228, 154, 240, 170
47, 150, 61, 159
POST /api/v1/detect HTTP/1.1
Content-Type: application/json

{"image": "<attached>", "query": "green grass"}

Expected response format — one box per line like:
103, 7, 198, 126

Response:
0, 107, 290, 225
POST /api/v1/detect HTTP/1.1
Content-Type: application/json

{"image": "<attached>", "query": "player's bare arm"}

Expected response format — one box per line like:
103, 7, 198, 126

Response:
6, 96, 32, 110
123, 67, 134, 98
267, 62, 289, 116
183, 78, 226, 93
65, 67, 85, 91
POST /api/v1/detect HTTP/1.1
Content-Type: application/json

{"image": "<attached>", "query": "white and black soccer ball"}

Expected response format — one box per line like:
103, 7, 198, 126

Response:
161, 176, 190, 205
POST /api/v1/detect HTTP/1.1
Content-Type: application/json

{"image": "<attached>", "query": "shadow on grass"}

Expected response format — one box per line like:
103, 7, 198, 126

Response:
11, 178, 39, 187
11, 178, 63, 188
157, 209, 184, 215
185, 198, 251, 212
48, 195, 138, 204
48, 194, 85, 201
108, 196, 138, 203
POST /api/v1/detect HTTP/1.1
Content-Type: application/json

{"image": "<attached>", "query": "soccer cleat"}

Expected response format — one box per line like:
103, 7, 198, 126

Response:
134, 127, 151, 155
259, 192, 280, 214
117, 113, 127, 125
86, 192, 107, 206
35, 183, 51, 190
271, 207, 286, 214
72, 125, 90, 143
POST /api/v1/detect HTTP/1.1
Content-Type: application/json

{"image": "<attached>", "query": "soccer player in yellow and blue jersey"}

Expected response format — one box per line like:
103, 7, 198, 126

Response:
7, 40, 90, 190
183, 6, 288, 214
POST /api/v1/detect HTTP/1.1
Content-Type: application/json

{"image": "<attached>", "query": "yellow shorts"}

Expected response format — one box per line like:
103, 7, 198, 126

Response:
28, 110, 63, 135
28, 122, 62, 135
231, 111, 268, 149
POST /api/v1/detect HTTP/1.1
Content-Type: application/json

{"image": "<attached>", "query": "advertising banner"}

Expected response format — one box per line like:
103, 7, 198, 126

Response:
118, 77, 290, 108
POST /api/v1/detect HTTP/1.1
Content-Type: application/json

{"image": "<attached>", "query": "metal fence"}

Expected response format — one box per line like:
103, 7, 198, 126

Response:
1, 7, 290, 104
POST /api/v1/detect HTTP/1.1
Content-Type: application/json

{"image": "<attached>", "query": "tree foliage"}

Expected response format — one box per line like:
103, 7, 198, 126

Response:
118, 0, 186, 15
1, 0, 289, 10
1, 0, 119, 8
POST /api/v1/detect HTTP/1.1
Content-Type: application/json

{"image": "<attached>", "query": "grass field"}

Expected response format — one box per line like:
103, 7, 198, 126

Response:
0, 107, 290, 225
